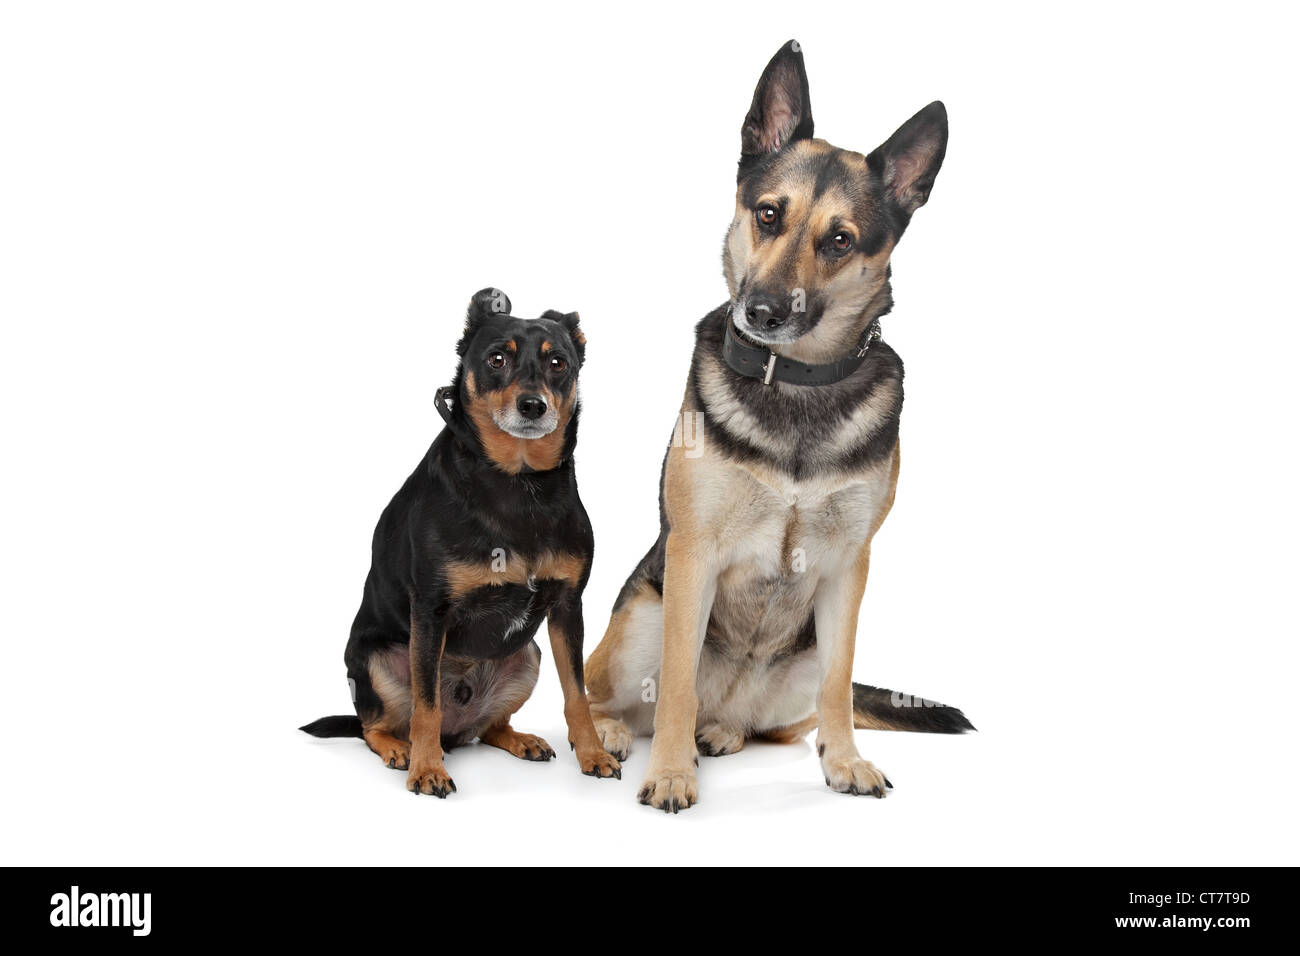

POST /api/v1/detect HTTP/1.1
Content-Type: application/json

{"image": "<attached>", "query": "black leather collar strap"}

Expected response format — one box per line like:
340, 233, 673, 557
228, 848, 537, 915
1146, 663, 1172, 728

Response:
722, 317, 881, 386
434, 386, 482, 453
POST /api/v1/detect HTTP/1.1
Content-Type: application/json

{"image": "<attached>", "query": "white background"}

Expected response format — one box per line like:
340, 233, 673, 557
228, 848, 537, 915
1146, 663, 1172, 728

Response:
2, 1, 1297, 866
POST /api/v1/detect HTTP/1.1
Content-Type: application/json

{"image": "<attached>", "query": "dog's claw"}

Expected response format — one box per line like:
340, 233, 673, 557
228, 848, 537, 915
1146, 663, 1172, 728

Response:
823, 756, 889, 797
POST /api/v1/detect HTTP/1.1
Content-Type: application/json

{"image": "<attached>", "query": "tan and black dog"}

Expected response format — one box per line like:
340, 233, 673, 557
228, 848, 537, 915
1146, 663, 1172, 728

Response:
584, 41, 972, 812
302, 288, 621, 796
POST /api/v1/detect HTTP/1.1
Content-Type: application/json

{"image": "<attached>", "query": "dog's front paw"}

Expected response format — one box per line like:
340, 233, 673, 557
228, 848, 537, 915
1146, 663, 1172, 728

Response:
575, 745, 622, 779
695, 724, 744, 757
821, 752, 891, 798
407, 762, 457, 798
593, 716, 632, 761
637, 767, 698, 813
482, 725, 556, 762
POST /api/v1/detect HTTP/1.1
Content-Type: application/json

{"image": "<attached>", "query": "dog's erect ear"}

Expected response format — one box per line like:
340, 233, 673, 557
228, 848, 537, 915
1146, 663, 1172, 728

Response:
739, 40, 814, 174
542, 310, 586, 366
867, 101, 948, 227
457, 287, 511, 355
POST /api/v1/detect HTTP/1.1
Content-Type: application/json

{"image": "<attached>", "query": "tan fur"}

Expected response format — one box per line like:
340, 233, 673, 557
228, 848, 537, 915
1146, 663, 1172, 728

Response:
363, 645, 412, 741
406, 619, 454, 795
630, 428, 900, 807
723, 140, 898, 365
547, 613, 621, 778
479, 724, 554, 760
636, 413, 714, 807
444, 550, 585, 597
464, 372, 577, 474
588, 67, 949, 808
758, 714, 819, 744
584, 613, 623, 707
361, 728, 410, 769
594, 271, 905, 807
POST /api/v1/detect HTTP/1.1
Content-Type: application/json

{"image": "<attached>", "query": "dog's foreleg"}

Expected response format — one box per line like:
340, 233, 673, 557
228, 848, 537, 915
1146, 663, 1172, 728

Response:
406, 605, 455, 797
813, 545, 890, 797
637, 532, 716, 812
548, 591, 622, 779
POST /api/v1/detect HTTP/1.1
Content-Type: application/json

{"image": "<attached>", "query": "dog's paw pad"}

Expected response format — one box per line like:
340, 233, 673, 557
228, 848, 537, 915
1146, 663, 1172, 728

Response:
637, 769, 698, 813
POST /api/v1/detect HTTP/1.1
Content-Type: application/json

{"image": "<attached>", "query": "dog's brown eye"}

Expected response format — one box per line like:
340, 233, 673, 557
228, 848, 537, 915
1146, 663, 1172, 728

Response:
549, 356, 568, 373
487, 352, 506, 369
831, 232, 854, 252
756, 205, 779, 228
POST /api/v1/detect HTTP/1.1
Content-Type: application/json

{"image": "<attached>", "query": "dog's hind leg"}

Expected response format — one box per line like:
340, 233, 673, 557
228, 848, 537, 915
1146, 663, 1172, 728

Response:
352, 642, 414, 770
585, 579, 665, 761
694, 723, 745, 757
756, 714, 819, 744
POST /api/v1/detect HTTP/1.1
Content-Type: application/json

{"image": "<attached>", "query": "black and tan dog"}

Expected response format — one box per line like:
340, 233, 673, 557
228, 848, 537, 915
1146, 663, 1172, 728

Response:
302, 288, 620, 796
584, 41, 972, 812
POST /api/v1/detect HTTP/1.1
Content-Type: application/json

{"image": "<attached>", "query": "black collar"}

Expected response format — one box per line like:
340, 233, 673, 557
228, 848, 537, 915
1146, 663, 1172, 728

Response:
434, 386, 481, 452
722, 316, 881, 386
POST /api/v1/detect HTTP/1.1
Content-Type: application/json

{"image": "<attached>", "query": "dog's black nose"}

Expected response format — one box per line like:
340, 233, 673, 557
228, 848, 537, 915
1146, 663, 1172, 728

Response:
746, 295, 791, 329
517, 394, 547, 420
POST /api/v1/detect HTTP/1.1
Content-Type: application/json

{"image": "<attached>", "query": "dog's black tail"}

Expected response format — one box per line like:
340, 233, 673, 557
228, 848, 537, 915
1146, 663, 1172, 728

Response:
852, 683, 975, 734
299, 715, 364, 738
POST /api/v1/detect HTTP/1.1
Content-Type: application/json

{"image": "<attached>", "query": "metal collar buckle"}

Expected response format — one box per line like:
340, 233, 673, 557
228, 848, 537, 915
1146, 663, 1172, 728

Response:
856, 320, 882, 359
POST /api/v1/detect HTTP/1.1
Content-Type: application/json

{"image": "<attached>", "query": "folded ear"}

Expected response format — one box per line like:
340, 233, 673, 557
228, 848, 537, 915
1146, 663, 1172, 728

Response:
867, 101, 948, 230
469, 287, 511, 320
458, 287, 511, 355
542, 309, 586, 366
739, 40, 814, 174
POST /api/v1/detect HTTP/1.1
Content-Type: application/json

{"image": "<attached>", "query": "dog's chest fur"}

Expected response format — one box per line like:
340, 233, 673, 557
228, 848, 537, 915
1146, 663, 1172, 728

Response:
672, 315, 902, 657
688, 306, 902, 480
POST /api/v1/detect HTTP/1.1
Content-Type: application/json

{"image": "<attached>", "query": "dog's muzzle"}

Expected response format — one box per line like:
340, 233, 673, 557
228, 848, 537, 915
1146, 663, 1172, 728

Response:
494, 392, 559, 438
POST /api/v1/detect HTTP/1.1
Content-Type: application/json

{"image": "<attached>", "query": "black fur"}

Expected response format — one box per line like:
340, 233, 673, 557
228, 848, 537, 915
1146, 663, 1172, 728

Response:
691, 303, 904, 480
298, 715, 362, 738
853, 684, 975, 734
302, 288, 593, 748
